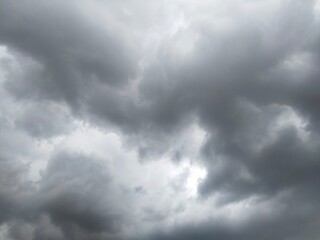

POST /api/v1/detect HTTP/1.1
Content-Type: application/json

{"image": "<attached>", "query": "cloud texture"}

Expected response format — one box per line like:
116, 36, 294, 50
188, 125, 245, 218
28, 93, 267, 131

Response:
0, 0, 320, 239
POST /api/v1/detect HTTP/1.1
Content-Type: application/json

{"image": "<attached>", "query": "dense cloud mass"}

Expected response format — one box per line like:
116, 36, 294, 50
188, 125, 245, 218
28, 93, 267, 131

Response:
0, 0, 320, 239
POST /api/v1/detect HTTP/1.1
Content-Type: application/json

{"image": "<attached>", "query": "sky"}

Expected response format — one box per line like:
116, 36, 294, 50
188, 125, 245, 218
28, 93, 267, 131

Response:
0, 0, 320, 239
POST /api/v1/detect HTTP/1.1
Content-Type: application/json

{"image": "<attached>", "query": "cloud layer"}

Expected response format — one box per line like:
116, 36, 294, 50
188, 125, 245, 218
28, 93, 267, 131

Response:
0, 0, 320, 239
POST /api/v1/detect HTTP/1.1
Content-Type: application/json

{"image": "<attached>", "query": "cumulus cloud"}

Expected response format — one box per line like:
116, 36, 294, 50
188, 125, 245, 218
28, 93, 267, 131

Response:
0, 0, 320, 239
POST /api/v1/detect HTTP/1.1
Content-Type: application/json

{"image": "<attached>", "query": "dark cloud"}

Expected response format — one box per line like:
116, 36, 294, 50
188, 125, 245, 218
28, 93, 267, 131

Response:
199, 126, 320, 202
148, 204, 320, 240
0, 0, 137, 104
0, 0, 320, 239
39, 152, 122, 235
0, 149, 130, 240
0, 157, 34, 224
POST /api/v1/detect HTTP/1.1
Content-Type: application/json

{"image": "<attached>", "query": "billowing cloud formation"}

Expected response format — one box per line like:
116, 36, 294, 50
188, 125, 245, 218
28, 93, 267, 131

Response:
0, 0, 320, 239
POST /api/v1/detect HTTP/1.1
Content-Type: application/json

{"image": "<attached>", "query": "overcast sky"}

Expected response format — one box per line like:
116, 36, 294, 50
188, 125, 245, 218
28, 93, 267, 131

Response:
0, 0, 320, 239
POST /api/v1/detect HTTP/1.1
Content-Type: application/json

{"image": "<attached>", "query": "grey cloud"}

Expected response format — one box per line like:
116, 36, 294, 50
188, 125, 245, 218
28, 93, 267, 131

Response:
0, 104, 38, 226
15, 102, 73, 139
38, 151, 126, 238
199, 126, 320, 202
1, 0, 320, 239
0, 150, 131, 240
148, 205, 320, 240
0, 0, 137, 104
0, 158, 34, 224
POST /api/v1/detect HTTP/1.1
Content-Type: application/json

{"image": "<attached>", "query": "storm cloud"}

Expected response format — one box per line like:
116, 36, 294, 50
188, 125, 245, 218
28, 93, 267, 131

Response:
0, 0, 320, 239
